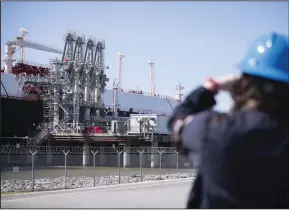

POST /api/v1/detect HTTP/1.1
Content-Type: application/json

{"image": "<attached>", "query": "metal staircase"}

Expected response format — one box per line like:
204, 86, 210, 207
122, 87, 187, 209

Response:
57, 104, 71, 132
17, 75, 56, 145
31, 128, 49, 145
16, 74, 28, 93
57, 116, 70, 132
32, 93, 71, 144
40, 86, 55, 126
32, 85, 56, 145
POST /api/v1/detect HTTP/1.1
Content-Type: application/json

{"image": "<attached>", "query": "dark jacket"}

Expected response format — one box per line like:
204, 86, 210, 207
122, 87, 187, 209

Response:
168, 86, 289, 209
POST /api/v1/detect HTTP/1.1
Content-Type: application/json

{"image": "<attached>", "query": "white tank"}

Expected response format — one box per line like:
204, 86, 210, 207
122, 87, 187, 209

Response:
103, 89, 179, 114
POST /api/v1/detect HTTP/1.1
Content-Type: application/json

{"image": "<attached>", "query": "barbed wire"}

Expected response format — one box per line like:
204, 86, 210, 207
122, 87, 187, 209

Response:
0, 145, 179, 155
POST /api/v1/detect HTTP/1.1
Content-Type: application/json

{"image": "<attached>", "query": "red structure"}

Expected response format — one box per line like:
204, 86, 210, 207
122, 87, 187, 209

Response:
12, 62, 50, 76
81, 126, 106, 134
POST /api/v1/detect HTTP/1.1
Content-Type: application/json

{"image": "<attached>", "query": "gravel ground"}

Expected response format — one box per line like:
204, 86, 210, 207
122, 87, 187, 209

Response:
1, 172, 195, 193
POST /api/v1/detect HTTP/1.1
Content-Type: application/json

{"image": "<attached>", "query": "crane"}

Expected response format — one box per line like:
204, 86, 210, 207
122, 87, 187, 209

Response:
3, 27, 63, 74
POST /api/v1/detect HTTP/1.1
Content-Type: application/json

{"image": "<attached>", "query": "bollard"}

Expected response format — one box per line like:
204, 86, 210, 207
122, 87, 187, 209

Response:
29, 150, 38, 192
116, 150, 123, 184
63, 150, 70, 189
158, 150, 164, 180
138, 150, 144, 182
176, 151, 179, 179
91, 150, 98, 187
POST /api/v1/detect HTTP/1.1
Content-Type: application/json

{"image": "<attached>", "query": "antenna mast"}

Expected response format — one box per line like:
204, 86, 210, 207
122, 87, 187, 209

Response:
148, 60, 155, 96
19, 27, 28, 63
175, 83, 184, 102
117, 52, 125, 91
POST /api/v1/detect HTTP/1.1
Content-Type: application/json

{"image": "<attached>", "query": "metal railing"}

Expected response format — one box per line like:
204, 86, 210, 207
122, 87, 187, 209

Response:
102, 116, 129, 122
1, 146, 197, 193
17, 74, 55, 84
113, 87, 176, 101
104, 105, 173, 117
15, 60, 51, 69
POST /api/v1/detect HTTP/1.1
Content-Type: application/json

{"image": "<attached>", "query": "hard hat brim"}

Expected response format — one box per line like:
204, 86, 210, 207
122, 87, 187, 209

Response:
236, 62, 289, 84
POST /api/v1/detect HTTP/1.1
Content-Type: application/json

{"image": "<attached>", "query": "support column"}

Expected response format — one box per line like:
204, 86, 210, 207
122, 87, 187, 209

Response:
151, 141, 159, 168
73, 72, 80, 133
53, 87, 60, 129
53, 64, 60, 130
4, 44, 13, 74
84, 74, 90, 122
84, 108, 90, 121
82, 142, 89, 166
123, 146, 130, 168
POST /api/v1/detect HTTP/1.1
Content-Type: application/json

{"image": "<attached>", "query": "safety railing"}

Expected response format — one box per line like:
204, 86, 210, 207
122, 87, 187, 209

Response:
15, 60, 51, 69
104, 106, 172, 117
118, 88, 176, 101
16, 74, 55, 85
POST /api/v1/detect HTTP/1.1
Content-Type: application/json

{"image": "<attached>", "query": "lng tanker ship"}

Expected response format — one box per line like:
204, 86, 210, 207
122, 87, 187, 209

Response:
1, 28, 184, 145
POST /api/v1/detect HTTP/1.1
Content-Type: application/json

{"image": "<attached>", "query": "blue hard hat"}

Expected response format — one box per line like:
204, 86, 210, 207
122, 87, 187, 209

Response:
237, 32, 289, 83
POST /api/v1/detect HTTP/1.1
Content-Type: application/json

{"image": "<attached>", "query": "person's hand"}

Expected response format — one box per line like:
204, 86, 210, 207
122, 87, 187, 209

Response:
172, 119, 184, 146
215, 74, 241, 91
204, 74, 241, 92
172, 115, 194, 152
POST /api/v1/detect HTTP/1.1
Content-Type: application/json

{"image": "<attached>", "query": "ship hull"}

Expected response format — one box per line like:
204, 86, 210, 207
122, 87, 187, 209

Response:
1, 72, 179, 139
1, 97, 43, 137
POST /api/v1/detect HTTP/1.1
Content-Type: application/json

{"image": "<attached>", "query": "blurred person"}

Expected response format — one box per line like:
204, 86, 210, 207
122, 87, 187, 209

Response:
168, 32, 289, 208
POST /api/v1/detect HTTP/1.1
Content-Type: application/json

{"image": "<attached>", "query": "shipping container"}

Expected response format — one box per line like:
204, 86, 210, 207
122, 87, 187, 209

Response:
127, 114, 171, 135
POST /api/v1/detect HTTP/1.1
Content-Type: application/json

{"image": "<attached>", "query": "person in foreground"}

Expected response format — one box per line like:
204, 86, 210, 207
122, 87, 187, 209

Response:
168, 32, 289, 209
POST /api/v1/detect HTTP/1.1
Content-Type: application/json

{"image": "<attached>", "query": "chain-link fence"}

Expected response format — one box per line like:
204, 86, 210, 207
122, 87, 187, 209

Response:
1, 145, 197, 193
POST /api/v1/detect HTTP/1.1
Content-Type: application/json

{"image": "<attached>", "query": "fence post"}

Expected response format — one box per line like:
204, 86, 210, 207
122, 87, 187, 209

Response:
175, 151, 179, 179
138, 150, 144, 182
63, 150, 70, 189
158, 150, 164, 180
91, 150, 98, 187
29, 150, 38, 192
116, 150, 123, 184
